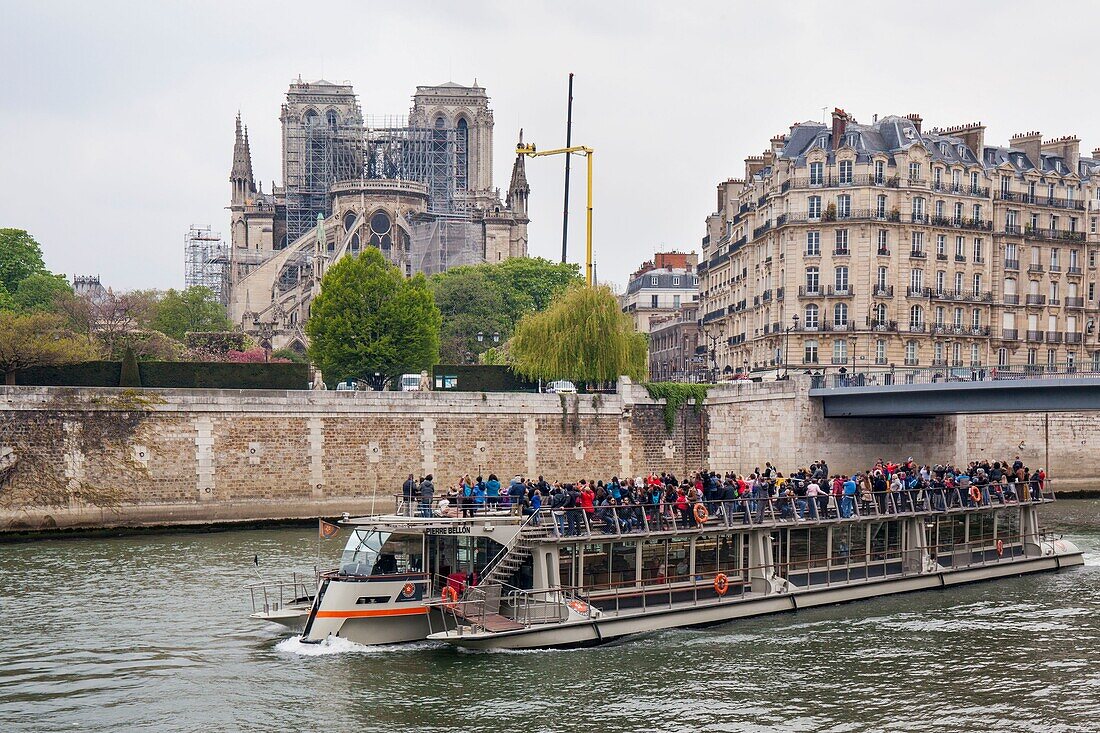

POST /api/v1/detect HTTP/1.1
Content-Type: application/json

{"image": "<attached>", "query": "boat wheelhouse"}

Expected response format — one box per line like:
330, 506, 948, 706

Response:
249, 499, 527, 645
424, 487, 1083, 650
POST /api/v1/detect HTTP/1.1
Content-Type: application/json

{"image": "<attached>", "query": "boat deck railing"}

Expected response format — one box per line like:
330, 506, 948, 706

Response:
533, 484, 1056, 542
246, 572, 315, 615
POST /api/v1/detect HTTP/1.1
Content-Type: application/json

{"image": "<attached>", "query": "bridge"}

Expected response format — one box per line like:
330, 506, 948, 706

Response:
808, 366, 1100, 417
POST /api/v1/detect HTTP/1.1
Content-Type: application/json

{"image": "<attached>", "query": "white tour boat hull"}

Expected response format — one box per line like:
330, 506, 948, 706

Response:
428, 541, 1084, 650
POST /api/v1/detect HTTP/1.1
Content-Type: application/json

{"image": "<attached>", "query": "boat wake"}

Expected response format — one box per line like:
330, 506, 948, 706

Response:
274, 636, 438, 656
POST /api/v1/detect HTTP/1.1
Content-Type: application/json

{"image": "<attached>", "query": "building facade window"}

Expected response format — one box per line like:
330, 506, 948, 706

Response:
804, 303, 819, 328
804, 340, 819, 364
839, 160, 853, 184
833, 302, 848, 327
805, 267, 819, 292
810, 162, 823, 186
806, 231, 820, 255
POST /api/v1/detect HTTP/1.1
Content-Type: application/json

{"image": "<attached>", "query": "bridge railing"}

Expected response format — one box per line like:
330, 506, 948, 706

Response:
809, 362, 1100, 390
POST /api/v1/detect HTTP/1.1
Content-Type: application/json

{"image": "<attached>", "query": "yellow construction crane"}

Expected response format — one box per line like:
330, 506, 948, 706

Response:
516, 143, 594, 286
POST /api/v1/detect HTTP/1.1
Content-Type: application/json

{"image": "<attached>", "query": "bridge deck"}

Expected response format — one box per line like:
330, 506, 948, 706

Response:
809, 376, 1100, 417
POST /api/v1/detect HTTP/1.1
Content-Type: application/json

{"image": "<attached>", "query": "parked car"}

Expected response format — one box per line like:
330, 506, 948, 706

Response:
545, 380, 577, 394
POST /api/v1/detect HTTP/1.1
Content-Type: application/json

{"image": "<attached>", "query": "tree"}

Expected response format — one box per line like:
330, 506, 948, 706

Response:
431, 267, 511, 363
0, 311, 97, 385
0, 284, 15, 313
119, 347, 141, 387
430, 257, 581, 363
150, 286, 231, 340
13, 272, 72, 312
307, 248, 441, 390
56, 288, 162, 358
509, 284, 647, 384
271, 347, 309, 364
486, 257, 581, 319
0, 229, 48, 294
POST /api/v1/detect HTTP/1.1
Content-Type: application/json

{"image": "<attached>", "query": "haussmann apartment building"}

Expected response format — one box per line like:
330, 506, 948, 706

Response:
699, 110, 1100, 378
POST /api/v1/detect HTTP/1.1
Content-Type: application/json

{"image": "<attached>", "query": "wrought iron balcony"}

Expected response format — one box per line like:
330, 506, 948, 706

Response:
1066, 297, 1085, 308
1046, 332, 1063, 344
871, 285, 894, 297
1025, 294, 1047, 305
996, 190, 1086, 211
1003, 294, 1020, 305
1026, 330, 1044, 342
1004, 259, 1020, 270
1001, 328, 1019, 340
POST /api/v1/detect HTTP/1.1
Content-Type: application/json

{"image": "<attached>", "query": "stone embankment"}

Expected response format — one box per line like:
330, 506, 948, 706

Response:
0, 379, 1093, 532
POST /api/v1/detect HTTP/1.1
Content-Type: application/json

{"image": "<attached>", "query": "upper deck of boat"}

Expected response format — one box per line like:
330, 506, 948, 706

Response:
530, 490, 1057, 543
346, 489, 1056, 542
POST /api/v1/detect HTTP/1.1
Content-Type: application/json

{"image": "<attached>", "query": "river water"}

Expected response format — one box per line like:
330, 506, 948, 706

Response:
1, 501, 1097, 733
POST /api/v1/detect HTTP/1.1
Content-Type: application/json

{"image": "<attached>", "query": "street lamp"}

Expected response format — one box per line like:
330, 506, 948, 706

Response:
784, 313, 799, 379
477, 331, 484, 343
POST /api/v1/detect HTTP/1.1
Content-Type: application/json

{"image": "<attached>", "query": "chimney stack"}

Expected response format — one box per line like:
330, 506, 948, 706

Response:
1010, 132, 1043, 169
1042, 136, 1081, 174
943, 122, 986, 161
831, 108, 850, 150
906, 113, 923, 134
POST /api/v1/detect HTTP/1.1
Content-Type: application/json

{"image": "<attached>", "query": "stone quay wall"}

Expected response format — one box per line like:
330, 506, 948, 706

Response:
0, 380, 1095, 532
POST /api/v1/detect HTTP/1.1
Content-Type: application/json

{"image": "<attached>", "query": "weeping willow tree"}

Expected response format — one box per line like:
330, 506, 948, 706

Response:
509, 284, 647, 383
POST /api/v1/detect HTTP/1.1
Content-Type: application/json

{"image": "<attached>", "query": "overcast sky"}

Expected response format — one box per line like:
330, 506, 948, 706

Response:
3, 0, 1098, 292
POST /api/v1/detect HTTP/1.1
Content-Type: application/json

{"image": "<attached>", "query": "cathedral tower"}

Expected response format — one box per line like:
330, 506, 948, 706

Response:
410, 82, 494, 197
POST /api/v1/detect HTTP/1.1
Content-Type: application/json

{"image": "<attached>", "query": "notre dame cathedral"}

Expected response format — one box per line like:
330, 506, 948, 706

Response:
226, 78, 531, 351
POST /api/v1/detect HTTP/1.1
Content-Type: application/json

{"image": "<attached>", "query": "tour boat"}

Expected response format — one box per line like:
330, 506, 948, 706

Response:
248, 500, 526, 645
422, 489, 1083, 650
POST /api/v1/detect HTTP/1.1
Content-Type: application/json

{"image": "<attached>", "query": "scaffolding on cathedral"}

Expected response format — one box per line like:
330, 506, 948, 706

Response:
184, 226, 229, 304
365, 115, 478, 274
281, 114, 482, 272
284, 118, 365, 245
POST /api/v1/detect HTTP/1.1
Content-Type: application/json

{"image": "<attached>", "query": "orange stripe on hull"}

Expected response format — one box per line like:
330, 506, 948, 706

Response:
315, 607, 429, 619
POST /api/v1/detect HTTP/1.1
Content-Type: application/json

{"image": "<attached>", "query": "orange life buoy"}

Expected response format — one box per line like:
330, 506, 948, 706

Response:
714, 572, 729, 597
441, 585, 459, 609
568, 599, 589, 615
693, 503, 709, 524
969, 485, 982, 503
996, 539, 1004, 557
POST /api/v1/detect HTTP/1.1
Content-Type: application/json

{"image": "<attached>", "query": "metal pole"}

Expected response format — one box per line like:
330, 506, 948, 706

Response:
562, 73, 573, 265
586, 151, 594, 286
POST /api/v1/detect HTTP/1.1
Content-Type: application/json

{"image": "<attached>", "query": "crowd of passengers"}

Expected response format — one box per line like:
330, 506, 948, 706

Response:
401, 456, 1048, 535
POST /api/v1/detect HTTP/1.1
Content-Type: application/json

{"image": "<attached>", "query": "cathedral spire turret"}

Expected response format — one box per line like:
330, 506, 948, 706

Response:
230, 112, 255, 205
505, 128, 529, 218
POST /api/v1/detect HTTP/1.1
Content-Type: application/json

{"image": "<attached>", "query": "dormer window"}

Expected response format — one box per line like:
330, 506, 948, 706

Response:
650, 276, 658, 286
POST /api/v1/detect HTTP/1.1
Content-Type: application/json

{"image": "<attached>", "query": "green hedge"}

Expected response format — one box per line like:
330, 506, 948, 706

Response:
15, 361, 122, 387
431, 364, 538, 392
15, 361, 309, 390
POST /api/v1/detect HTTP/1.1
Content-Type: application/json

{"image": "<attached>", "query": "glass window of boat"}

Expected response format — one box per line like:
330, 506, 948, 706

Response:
610, 542, 637, 589
869, 521, 902, 561
340, 530, 423, 576
694, 534, 742, 578
831, 525, 866, 565
969, 512, 996, 545
995, 507, 1020, 543
641, 539, 667, 584
559, 545, 576, 589
581, 543, 610, 590
787, 527, 830, 572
